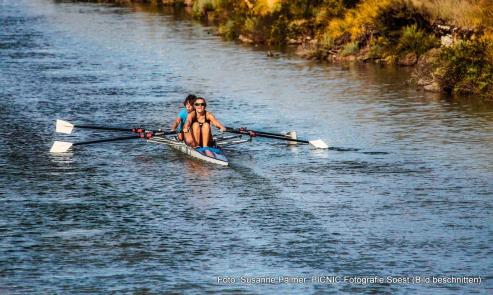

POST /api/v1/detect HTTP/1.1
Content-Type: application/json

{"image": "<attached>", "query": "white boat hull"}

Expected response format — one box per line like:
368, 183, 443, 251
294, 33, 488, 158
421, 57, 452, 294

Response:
148, 136, 229, 166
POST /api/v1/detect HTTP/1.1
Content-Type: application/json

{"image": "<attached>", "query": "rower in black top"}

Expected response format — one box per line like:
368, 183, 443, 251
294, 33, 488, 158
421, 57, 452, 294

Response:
182, 97, 226, 147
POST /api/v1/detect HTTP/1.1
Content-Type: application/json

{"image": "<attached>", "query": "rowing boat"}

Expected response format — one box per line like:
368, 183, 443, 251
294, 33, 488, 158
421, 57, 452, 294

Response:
148, 135, 230, 166
148, 134, 252, 166
50, 120, 329, 165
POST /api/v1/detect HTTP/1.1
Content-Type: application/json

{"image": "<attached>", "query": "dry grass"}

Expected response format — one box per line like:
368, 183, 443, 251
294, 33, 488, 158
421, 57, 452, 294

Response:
411, 0, 493, 28
325, 0, 493, 42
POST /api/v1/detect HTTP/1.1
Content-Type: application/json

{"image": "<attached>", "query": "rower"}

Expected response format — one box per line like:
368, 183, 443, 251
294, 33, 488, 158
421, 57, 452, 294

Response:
170, 94, 196, 146
183, 97, 226, 147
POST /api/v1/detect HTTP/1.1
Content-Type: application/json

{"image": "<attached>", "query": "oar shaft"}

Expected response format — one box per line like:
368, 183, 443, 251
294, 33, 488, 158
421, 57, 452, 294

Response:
254, 133, 309, 144
74, 124, 174, 134
73, 135, 141, 146
74, 124, 132, 132
247, 130, 290, 138
71, 130, 177, 146
227, 127, 290, 138
226, 128, 309, 144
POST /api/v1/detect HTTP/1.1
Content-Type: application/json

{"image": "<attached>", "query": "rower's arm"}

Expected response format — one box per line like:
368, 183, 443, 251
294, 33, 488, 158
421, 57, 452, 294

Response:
170, 117, 180, 131
182, 112, 194, 132
208, 113, 226, 132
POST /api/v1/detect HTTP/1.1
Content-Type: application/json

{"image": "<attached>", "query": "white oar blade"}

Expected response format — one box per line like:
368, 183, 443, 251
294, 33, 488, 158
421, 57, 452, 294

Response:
309, 139, 329, 149
50, 141, 73, 153
56, 119, 74, 134
286, 131, 297, 145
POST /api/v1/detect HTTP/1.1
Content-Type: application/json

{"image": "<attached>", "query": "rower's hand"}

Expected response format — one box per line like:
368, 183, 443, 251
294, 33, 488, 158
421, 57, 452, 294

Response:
219, 127, 226, 133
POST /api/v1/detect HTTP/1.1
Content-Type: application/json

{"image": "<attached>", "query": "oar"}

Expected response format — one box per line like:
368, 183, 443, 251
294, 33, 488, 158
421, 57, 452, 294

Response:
50, 130, 176, 153
225, 127, 329, 149
234, 127, 291, 138
56, 119, 160, 134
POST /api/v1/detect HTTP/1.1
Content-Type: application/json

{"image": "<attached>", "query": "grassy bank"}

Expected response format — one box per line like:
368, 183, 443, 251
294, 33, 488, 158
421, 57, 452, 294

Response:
80, 0, 493, 100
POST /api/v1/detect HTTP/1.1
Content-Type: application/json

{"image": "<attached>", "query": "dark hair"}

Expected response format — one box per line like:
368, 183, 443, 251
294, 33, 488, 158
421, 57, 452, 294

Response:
193, 97, 207, 108
183, 94, 197, 106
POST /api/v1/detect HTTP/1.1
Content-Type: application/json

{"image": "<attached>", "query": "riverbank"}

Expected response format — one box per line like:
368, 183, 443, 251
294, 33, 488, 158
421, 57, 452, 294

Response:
80, 0, 493, 101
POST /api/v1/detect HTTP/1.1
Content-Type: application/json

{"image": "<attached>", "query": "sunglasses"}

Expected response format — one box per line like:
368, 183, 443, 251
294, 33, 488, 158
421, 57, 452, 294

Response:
194, 102, 206, 106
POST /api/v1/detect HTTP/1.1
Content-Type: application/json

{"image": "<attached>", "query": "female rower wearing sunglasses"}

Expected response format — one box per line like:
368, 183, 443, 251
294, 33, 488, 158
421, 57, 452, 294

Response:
182, 97, 226, 147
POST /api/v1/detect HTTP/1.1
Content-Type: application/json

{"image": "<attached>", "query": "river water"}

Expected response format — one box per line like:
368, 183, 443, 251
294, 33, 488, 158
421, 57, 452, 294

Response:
1, 0, 492, 294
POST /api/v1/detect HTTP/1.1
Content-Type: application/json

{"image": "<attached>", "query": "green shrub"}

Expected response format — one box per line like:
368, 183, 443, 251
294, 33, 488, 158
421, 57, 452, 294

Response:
320, 31, 335, 50
244, 17, 258, 35
397, 24, 439, 55
192, 0, 219, 17
241, 16, 271, 43
313, 31, 335, 59
270, 15, 289, 44
367, 36, 391, 58
439, 39, 493, 97
341, 41, 359, 56
218, 19, 240, 40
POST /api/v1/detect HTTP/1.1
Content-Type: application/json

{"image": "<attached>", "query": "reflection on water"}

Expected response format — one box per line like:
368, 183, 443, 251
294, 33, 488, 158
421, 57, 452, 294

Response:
1, 0, 492, 294
182, 156, 215, 179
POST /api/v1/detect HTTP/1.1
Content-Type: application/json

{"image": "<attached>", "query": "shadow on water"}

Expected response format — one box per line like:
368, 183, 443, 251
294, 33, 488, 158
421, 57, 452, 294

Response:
329, 146, 360, 152
360, 151, 389, 155
296, 160, 431, 175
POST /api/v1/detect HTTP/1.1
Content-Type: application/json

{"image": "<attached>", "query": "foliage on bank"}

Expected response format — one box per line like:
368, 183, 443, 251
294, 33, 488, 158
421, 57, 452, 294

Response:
189, 0, 493, 99
82, 0, 493, 99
